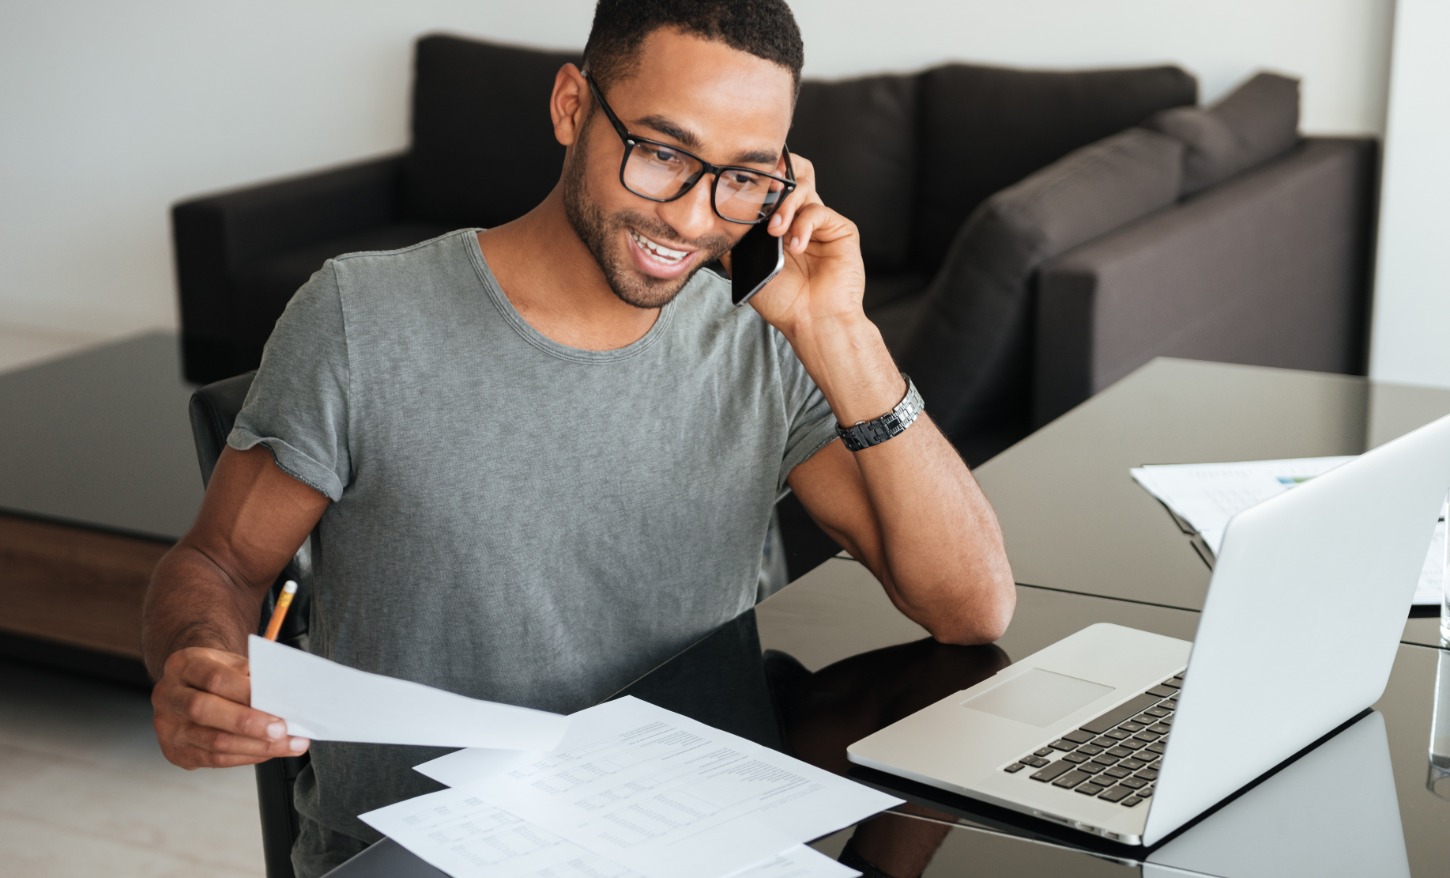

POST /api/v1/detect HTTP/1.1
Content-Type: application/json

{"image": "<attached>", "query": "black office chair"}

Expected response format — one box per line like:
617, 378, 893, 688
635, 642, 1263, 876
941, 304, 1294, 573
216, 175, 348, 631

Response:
188, 370, 311, 878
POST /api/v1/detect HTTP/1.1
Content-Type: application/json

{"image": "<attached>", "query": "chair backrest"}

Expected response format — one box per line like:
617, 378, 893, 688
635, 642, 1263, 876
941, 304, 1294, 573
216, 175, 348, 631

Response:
188, 370, 311, 878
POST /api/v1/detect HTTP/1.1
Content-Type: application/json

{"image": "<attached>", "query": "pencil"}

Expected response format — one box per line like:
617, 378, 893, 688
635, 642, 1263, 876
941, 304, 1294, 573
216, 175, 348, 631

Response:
263, 580, 298, 641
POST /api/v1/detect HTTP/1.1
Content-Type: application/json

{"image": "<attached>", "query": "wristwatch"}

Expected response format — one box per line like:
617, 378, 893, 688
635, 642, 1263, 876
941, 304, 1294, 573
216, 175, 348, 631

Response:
836, 374, 924, 452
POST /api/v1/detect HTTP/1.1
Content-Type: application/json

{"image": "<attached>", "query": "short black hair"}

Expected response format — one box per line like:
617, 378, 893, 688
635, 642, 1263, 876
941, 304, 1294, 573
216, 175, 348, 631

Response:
583, 0, 804, 93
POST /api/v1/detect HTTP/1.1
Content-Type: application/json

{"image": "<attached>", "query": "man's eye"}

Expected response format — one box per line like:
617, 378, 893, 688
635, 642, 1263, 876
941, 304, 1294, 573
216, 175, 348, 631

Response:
723, 171, 765, 191
641, 144, 685, 167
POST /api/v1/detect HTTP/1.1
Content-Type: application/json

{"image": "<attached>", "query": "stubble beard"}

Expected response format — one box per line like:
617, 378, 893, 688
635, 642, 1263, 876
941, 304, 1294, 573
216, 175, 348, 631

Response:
562, 133, 732, 310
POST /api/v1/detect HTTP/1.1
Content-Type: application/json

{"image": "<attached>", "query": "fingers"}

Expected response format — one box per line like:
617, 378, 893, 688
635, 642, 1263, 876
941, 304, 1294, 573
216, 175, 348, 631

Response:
781, 201, 859, 256
746, 149, 866, 324
175, 647, 252, 704
152, 647, 310, 769
768, 152, 819, 236
762, 153, 856, 253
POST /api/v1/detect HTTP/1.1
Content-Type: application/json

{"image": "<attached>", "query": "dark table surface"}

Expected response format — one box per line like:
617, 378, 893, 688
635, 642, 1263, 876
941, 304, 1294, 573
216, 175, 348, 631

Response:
334, 561, 1450, 877
973, 358, 1450, 648
759, 560, 1450, 877
0, 330, 201, 539
325, 357, 1450, 876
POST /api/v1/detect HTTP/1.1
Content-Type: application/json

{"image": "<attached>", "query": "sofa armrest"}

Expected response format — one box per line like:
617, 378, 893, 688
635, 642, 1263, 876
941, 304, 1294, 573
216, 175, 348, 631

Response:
1033, 136, 1376, 425
173, 153, 406, 276
172, 154, 404, 381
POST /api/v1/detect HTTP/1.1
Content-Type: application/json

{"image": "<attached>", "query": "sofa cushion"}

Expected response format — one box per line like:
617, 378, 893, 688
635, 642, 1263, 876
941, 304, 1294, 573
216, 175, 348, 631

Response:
899, 127, 1184, 439
1143, 71, 1301, 196
915, 64, 1197, 268
790, 74, 918, 273
404, 35, 577, 226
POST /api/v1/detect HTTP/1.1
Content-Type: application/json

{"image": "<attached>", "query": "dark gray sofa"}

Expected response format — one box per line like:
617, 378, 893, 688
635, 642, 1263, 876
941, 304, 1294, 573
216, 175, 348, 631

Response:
172, 35, 1375, 469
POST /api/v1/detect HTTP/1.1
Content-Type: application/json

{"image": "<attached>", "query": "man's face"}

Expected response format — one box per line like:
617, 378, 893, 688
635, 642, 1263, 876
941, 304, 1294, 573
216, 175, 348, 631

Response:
563, 29, 795, 310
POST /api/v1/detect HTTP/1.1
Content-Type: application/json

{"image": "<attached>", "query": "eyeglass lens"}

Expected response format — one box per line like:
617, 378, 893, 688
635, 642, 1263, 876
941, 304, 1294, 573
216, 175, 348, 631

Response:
623, 142, 788, 223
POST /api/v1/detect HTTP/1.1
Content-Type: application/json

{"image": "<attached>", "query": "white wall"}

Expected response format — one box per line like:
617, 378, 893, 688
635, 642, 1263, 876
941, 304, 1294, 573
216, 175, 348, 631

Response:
795, 0, 1393, 133
0, 0, 1408, 362
0, 0, 595, 336
1368, 0, 1450, 389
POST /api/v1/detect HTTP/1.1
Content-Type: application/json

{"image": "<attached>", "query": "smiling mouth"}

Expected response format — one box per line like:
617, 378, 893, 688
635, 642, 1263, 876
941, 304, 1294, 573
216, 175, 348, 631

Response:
628, 229, 691, 266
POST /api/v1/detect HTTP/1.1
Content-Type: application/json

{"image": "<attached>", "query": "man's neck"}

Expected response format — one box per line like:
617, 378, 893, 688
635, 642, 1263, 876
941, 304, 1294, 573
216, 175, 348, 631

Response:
477, 193, 662, 351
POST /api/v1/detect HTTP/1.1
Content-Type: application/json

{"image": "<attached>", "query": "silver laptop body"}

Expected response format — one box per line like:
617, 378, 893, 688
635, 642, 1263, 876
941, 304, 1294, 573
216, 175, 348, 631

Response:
849, 411, 1450, 846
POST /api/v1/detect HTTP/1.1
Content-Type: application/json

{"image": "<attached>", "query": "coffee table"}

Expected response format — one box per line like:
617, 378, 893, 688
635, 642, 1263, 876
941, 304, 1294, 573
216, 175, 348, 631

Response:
0, 331, 203, 679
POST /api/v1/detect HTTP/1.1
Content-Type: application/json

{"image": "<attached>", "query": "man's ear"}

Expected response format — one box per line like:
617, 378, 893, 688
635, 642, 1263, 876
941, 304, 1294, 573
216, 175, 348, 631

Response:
551, 63, 590, 147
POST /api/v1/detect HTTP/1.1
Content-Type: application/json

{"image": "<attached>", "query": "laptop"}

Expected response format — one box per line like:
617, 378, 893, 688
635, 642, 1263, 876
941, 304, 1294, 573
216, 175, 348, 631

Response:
848, 411, 1450, 847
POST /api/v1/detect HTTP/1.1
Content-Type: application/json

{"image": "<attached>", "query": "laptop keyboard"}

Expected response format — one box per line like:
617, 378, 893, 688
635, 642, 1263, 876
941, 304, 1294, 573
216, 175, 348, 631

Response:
1001, 673, 1182, 808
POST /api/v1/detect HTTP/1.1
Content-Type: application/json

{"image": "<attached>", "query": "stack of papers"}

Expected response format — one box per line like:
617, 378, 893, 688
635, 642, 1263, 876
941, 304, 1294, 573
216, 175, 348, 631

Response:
365, 697, 900, 878
247, 638, 900, 877
1130, 456, 1446, 606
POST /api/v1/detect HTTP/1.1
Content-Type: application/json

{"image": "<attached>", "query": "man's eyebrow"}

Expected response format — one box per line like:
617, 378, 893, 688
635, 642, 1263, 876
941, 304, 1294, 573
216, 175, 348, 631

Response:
636, 114, 780, 167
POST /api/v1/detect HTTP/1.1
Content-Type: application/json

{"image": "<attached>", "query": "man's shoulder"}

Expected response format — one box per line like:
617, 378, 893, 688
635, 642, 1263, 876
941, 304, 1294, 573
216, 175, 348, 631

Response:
314, 228, 490, 325
327, 228, 479, 276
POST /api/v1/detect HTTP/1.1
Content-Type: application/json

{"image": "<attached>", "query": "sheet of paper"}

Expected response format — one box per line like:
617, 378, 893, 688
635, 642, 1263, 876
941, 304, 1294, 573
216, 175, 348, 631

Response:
1414, 520, 1447, 607
731, 847, 860, 878
361, 786, 635, 878
400, 696, 898, 878
247, 635, 566, 749
361, 786, 858, 878
1131, 458, 1448, 605
415, 746, 534, 786
1131, 456, 1353, 553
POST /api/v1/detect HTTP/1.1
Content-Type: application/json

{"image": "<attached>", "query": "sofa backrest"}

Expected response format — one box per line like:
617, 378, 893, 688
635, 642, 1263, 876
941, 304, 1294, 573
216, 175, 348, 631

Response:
403, 35, 577, 227
913, 64, 1197, 268
789, 74, 919, 274
901, 127, 1186, 442
400, 35, 1197, 277
892, 68, 1307, 450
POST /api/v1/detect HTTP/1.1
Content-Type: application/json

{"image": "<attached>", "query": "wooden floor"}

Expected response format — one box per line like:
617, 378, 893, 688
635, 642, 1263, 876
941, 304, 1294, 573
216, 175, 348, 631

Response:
0, 322, 263, 874
0, 657, 263, 875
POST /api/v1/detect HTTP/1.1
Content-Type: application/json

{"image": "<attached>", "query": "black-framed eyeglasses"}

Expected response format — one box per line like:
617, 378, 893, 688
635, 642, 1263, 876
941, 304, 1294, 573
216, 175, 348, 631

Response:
583, 71, 796, 225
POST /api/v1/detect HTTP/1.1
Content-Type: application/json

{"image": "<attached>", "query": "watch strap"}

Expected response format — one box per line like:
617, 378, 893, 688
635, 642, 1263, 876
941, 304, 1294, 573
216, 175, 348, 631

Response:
836, 374, 924, 452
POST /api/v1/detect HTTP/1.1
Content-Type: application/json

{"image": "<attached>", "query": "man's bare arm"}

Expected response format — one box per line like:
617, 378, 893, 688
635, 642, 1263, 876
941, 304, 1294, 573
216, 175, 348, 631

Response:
142, 445, 329, 768
787, 405, 1016, 645
753, 154, 1016, 644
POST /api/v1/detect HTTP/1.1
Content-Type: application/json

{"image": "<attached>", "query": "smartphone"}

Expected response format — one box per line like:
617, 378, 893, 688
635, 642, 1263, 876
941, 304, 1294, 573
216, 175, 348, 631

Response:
729, 221, 785, 306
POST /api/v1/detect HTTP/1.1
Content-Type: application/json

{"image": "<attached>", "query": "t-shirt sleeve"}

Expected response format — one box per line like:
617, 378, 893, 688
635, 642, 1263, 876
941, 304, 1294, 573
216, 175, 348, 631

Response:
776, 343, 839, 495
228, 261, 352, 501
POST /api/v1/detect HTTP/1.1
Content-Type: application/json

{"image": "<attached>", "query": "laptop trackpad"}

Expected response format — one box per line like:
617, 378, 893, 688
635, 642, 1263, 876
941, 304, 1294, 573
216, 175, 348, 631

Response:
963, 668, 1114, 727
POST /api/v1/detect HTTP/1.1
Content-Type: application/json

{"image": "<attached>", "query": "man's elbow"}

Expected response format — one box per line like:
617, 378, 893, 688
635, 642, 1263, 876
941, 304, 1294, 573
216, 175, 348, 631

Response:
926, 578, 1016, 646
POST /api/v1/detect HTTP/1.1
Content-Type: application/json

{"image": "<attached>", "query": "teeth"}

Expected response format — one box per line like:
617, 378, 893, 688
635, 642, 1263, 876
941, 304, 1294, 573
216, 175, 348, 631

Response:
630, 229, 686, 263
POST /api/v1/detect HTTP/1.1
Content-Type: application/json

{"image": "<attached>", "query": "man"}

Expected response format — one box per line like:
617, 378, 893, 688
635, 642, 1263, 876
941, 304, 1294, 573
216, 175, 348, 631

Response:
143, 1, 1015, 874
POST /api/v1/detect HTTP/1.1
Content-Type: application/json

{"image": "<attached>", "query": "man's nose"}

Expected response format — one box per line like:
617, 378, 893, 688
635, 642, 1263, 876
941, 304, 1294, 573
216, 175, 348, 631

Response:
658, 176, 720, 243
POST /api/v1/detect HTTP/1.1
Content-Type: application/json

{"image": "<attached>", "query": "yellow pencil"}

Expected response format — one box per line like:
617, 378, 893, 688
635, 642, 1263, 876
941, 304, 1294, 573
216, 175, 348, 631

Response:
263, 580, 298, 641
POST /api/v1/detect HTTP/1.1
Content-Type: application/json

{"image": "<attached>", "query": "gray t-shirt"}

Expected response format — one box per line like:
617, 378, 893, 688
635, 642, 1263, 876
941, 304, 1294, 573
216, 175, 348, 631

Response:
229, 229, 837, 866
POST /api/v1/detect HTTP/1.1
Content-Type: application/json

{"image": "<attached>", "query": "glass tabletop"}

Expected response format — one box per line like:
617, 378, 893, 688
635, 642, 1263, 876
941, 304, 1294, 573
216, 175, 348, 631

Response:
752, 559, 1446, 877
328, 357, 1450, 877
334, 560, 1450, 876
972, 358, 1450, 648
